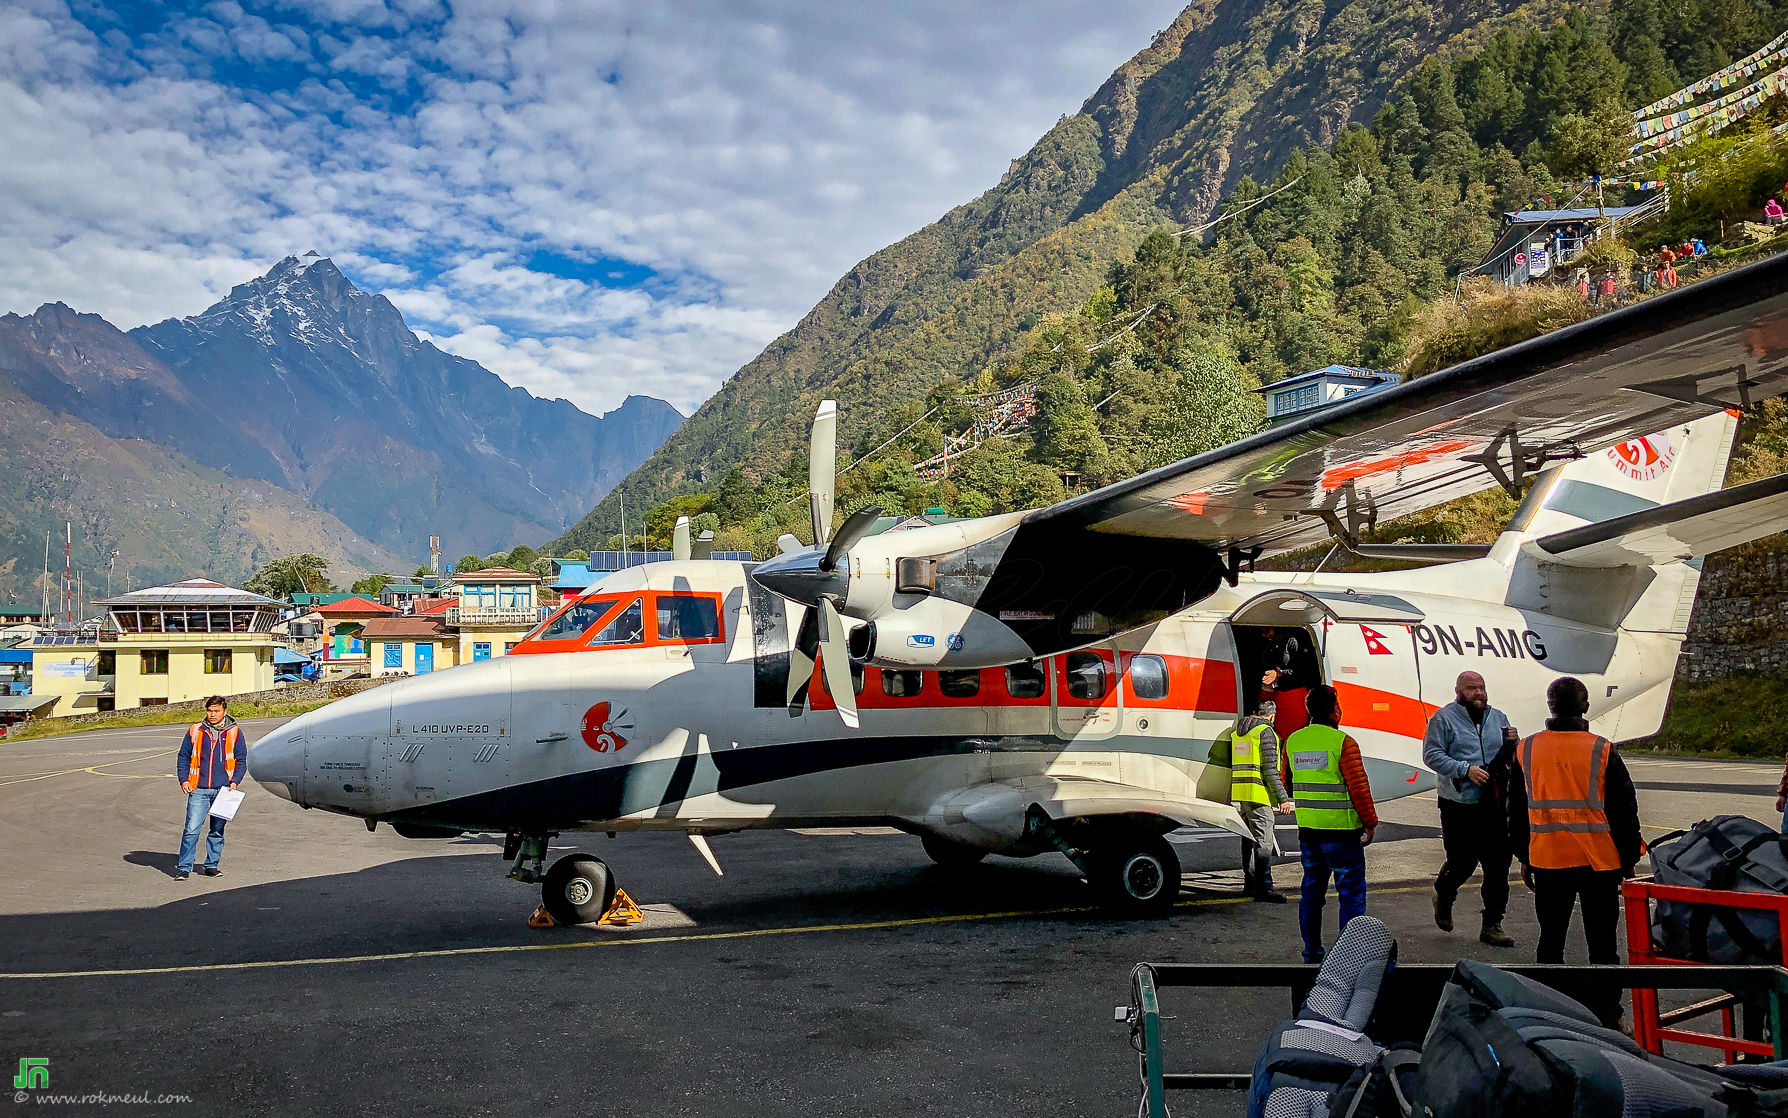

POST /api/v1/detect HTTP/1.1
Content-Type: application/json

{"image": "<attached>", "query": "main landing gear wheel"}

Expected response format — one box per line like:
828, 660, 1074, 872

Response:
541, 854, 618, 925
921, 834, 988, 867
1092, 831, 1180, 917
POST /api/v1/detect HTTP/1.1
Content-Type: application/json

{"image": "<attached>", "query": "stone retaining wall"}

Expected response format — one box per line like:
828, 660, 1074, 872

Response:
1678, 546, 1788, 682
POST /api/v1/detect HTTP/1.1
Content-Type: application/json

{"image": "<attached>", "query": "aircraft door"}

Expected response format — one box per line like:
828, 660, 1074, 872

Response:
1051, 648, 1122, 740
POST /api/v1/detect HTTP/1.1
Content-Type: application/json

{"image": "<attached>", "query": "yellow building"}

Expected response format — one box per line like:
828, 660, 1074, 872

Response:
33, 579, 281, 716
449, 567, 544, 663
364, 616, 458, 677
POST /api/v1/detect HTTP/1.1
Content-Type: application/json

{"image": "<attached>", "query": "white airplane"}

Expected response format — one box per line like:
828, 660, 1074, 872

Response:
250, 255, 1788, 922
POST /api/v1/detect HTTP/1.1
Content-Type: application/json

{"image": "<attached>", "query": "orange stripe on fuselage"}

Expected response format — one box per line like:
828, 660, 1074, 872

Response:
1333, 680, 1434, 740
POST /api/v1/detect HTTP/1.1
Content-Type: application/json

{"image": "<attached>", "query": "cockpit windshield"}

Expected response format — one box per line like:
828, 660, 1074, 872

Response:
536, 599, 616, 642
587, 598, 646, 646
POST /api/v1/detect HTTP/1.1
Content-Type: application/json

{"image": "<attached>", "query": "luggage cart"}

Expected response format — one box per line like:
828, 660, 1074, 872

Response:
1125, 961, 1788, 1118
1623, 874, 1788, 1061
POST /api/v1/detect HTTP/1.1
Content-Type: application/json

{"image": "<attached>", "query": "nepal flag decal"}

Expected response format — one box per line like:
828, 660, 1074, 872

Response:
1359, 626, 1394, 655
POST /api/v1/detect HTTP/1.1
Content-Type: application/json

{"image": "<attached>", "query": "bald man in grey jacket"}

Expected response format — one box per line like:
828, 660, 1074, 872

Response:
1422, 670, 1520, 947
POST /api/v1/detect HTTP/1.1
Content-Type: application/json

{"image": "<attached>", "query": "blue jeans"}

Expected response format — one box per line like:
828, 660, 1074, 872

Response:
179, 787, 228, 873
1299, 830, 1366, 963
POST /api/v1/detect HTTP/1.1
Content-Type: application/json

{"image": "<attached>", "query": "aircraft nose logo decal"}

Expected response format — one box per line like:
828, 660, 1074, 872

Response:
581, 702, 634, 753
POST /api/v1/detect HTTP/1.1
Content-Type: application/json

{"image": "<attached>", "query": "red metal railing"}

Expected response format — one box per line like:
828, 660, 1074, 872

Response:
1623, 875, 1788, 1061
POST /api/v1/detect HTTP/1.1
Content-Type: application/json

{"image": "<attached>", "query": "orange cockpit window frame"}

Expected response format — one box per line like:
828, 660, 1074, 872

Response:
512, 594, 630, 654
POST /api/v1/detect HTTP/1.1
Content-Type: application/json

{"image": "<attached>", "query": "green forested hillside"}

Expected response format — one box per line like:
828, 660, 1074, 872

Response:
554, 0, 1788, 557
552, 0, 1560, 553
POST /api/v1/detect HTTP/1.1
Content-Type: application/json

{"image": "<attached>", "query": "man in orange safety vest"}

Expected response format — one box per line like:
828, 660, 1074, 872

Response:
175, 696, 249, 880
1515, 676, 1643, 1025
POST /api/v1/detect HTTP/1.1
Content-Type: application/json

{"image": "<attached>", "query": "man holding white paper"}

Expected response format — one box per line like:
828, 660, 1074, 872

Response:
175, 697, 249, 880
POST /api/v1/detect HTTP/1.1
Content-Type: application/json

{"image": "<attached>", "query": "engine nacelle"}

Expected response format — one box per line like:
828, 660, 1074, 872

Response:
853, 595, 1034, 669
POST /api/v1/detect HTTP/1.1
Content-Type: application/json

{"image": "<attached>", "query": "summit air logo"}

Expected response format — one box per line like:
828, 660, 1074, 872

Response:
581, 702, 634, 753
1608, 434, 1676, 482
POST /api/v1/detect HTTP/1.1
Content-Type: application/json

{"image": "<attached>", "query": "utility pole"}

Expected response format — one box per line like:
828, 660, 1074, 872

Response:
619, 492, 627, 569
63, 523, 72, 627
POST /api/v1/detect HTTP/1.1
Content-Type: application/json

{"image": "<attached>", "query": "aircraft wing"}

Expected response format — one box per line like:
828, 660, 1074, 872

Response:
1028, 252, 1788, 556
1527, 469, 1788, 568
942, 776, 1250, 839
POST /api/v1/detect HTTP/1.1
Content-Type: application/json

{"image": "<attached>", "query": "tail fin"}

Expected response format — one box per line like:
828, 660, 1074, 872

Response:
1491, 410, 1740, 634
1499, 410, 1741, 546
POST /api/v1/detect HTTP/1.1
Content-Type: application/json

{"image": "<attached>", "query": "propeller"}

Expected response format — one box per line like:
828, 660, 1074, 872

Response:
822, 506, 881, 572
754, 398, 882, 728
809, 400, 837, 546
786, 605, 819, 712
818, 598, 859, 729
672, 516, 692, 562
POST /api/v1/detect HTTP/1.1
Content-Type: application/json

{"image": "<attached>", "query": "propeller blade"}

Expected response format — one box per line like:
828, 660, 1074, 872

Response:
776, 533, 802, 556
786, 606, 819, 712
818, 597, 859, 729
672, 516, 692, 562
809, 400, 837, 545
821, 505, 883, 572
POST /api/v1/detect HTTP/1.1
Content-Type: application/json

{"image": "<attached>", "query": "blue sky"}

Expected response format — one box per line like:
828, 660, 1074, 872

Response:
1, 0, 1187, 416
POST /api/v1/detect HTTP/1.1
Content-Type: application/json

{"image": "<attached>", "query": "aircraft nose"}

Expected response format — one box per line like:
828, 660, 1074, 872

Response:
248, 723, 304, 802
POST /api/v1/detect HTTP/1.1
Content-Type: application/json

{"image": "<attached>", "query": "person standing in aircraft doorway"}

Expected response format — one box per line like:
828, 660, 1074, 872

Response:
1285, 686, 1378, 963
1259, 627, 1312, 742
1423, 671, 1521, 948
1219, 699, 1296, 904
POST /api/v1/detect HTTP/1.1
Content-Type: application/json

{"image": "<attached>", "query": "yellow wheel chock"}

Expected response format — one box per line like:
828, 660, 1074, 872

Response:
528, 905, 556, 928
597, 887, 644, 926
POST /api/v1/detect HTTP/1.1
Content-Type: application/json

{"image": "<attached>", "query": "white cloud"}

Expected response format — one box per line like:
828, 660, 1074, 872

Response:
0, 0, 1187, 415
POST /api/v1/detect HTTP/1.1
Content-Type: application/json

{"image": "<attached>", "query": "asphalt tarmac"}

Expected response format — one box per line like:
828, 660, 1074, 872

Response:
0, 720, 1777, 1116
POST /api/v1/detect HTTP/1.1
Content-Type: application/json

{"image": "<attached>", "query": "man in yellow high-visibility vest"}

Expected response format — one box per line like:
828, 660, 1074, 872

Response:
1218, 700, 1295, 903
1284, 685, 1378, 964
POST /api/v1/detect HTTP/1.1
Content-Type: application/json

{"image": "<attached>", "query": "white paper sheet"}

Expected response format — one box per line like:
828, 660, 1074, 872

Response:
208, 787, 246, 821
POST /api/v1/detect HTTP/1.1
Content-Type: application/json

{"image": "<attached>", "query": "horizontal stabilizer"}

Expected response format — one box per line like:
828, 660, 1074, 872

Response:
1528, 471, 1788, 568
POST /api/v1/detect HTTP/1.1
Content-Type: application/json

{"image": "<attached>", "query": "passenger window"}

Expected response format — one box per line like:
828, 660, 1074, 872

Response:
938, 670, 980, 698
1129, 654, 1169, 700
538, 599, 617, 642
657, 595, 721, 642
586, 599, 645, 646
1004, 661, 1046, 699
881, 669, 923, 698
1066, 652, 1108, 700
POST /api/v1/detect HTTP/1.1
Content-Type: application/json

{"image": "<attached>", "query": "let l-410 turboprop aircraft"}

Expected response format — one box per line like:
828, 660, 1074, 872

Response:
251, 253, 1788, 922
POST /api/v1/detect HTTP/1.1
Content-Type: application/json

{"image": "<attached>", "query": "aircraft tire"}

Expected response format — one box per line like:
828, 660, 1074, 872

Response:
1092, 831, 1180, 917
541, 854, 617, 925
921, 834, 988, 867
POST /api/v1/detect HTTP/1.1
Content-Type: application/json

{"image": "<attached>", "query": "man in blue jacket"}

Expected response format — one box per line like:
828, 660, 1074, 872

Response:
175, 696, 248, 880
1422, 671, 1520, 947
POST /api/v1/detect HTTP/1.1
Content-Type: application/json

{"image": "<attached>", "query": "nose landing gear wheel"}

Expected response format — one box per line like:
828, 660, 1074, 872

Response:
1092, 831, 1180, 917
541, 854, 618, 925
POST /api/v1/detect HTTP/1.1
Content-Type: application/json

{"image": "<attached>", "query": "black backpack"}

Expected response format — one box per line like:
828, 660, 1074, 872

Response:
1412, 959, 1788, 1118
1651, 816, 1788, 965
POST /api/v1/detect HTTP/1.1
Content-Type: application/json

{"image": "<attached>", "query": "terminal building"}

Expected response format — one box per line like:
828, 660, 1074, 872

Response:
31, 579, 281, 716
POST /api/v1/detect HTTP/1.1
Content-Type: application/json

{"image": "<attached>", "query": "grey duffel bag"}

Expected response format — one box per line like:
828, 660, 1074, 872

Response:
1651, 815, 1788, 964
